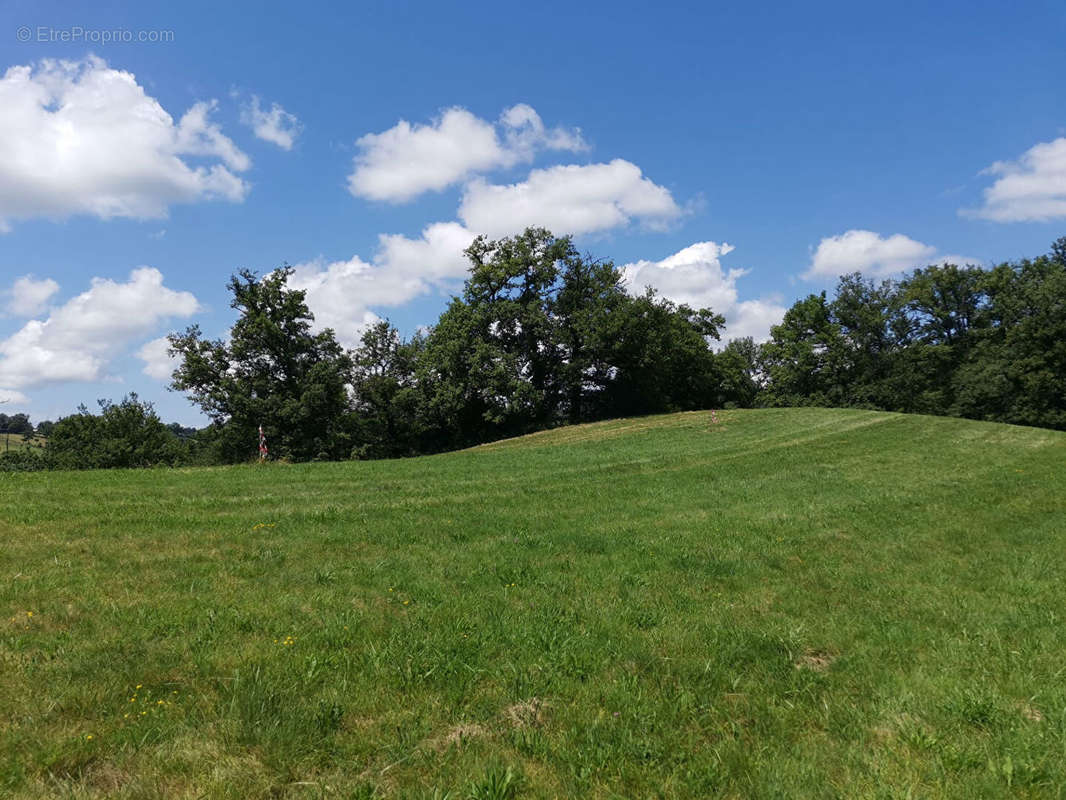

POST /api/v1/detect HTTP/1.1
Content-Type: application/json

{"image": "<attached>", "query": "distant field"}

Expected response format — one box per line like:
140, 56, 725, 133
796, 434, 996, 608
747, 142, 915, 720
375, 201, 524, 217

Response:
1, 408, 1064, 799
0, 432, 44, 452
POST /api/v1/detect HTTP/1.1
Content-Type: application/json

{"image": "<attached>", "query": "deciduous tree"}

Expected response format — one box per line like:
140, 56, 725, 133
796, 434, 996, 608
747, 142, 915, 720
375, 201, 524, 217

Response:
169, 268, 353, 461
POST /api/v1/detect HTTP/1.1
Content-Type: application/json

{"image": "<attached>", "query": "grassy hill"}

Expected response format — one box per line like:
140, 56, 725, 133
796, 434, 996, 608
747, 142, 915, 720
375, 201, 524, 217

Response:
1, 408, 1064, 798
0, 432, 45, 452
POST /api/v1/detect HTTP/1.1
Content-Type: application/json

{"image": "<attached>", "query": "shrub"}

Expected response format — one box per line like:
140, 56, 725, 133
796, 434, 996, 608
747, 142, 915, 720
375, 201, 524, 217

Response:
46, 394, 186, 470
0, 448, 48, 472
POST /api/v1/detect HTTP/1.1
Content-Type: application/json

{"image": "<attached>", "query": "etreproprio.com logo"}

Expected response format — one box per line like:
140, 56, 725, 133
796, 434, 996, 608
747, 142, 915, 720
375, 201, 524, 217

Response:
16, 26, 175, 44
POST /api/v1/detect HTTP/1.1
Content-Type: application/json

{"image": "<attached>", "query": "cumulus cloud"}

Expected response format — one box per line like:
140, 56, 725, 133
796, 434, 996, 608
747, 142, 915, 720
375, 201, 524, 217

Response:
376, 220, 477, 285
459, 159, 681, 238
622, 242, 742, 309
0, 268, 200, 397
294, 154, 688, 346
0, 388, 28, 404
290, 222, 477, 347
240, 95, 302, 150
4, 276, 60, 317
498, 103, 587, 159
728, 299, 790, 342
963, 137, 1066, 222
347, 104, 586, 203
0, 56, 250, 231
136, 336, 181, 381
805, 230, 938, 279
622, 242, 786, 343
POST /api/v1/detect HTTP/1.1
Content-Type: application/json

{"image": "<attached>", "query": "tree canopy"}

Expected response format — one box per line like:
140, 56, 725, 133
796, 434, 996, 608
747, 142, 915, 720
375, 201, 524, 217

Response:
168, 267, 353, 462
12, 230, 1064, 472
757, 236, 1066, 430
45, 394, 184, 470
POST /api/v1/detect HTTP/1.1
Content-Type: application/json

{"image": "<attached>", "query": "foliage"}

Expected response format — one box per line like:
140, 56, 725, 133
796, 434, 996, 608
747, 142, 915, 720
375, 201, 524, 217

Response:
599, 289, 725, 418
44, 394, 185, 470
758, 236, 1066, 429
417, 229, 622, 446
0, 447, 47, 472
52, 232, 1066, 468
951, 250, 1066, 429
169, 267, 354, 462
414, 228, 729, 449
348, 320, 427, 459
0, 413, 33, 435
716, 336, 762, 408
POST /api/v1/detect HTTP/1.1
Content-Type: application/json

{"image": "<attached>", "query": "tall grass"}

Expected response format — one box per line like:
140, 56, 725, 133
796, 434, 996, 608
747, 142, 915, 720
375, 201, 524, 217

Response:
1, 408, 1064, 798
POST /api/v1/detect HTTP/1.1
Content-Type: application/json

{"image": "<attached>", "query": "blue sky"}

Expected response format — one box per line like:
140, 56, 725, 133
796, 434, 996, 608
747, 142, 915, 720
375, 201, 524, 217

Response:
1, 0, 1064, 425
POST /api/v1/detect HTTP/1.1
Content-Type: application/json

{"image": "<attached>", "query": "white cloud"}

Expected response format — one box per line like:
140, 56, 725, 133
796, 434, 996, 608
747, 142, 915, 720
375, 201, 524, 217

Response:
241, 95, 301, 150
4, 275, 60, 317
728, 299, 789, 343
932, 253, 983, 268
288, 252, 385, 347
0, 56, 250, 230
498, 103, 587, 159
376, 220, 476, 284
136, 336, 180, 381
173, 99, 250, 172
805, 230, 938, 279
622, 242, 786, 343
963, 137, 1066, 222
290, 222, 476, 347
0, 388, 29, 405
622, 242, 743, 309
347, 104, 586, 203
459, 159, 681, 238
0, 268, 200, 393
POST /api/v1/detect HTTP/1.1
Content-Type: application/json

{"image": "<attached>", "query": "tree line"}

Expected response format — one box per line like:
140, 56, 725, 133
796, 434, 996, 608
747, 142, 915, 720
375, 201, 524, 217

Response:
0, 413, 38, 436
168, 228, 731, 462
3, 229, 1063, 471
759, 235, 1066, 430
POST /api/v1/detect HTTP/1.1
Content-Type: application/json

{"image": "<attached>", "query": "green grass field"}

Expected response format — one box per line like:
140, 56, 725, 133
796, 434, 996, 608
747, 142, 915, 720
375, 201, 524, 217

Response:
2, 408, 1064, 799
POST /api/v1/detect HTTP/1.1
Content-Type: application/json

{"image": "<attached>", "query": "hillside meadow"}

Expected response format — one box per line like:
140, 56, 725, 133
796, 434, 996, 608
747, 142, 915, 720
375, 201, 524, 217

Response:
0, 433, 44, 453
1, 408, 1064, 798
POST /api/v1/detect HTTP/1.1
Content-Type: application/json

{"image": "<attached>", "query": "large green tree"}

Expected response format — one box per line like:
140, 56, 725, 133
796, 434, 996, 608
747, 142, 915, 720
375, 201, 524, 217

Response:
415, 228, 729, 446
601, 289, 725, 417
758, 292, 850, 407
952, 246, 1066, 429
716, 336, 762, 408
348, 320, 426, 459
0, 413, 33, 435
415, 231, 562, 446
168, 268, 353, 462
